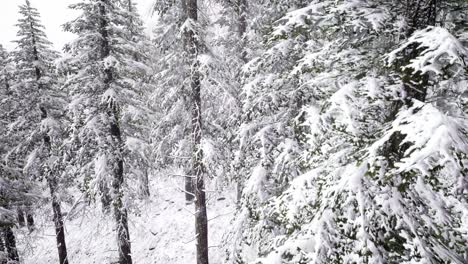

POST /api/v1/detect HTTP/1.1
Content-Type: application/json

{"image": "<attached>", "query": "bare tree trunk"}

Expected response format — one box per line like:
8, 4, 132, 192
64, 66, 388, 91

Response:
99, 1, 133, 263
2, 227, 19, 263
100, 183, 112, 213
42, 129, 69, 264
179, 0, 195, 204
25, 209, 34, 232
41, 133, 69, 264
140, 166, 150, 198
109, 113, 132, 264
185, 168, 195, 202
16, 208, 25, 227
46, 176, 69, 264
0, 235, 6, 264
185, 0, 209, 263
30, 13, 69, 260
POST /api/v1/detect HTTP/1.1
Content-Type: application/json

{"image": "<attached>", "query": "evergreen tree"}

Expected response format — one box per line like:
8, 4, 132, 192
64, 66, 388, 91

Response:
151, 0, 197, 201
121, 0, 153, 199
0, 165, 23, 264
1, 45, 30, 262
9, 1, 69, 263
0, 44, 19, 264
151, 0, 240, 202
62, 0, 149, 262
184, 0, 209, 262
226, 0, 468, 263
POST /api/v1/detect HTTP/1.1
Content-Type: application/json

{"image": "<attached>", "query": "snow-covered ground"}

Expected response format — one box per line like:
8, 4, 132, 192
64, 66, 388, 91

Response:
17, 174, 235, 264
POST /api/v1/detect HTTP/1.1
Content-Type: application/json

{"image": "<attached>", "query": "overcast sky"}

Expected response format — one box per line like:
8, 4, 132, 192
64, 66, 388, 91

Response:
0, 0, 156, 51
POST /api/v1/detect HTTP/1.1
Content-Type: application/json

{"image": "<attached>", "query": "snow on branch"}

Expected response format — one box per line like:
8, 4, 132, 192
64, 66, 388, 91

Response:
370, 101, 468, 192
388, 26, 468, 76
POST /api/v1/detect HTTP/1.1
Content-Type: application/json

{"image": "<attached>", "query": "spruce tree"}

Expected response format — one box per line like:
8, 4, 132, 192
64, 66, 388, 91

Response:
1, 45, 26, 262
226, 1, 468, 263
63, 0, 149, 262
151, 0, 196, 201
10, 1, 69, 263
184, 0, 209, 262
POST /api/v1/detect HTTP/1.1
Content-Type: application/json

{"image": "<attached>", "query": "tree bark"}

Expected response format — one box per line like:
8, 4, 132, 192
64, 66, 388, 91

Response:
26, 212, 34, 232
140, 166, 150, 199
180, 0, 195, 203
185, 169, 195, 202
100, 183, 112, 213
30, 9, 70, 259
0, 235, 6, 264
16, 208, 25, 227
99, 1, 133, 263
42, 131, 69, 264
2, 227, 19, 263
185, 0, 209, 263
47, 177, 69, 264
109, 114, 132, 264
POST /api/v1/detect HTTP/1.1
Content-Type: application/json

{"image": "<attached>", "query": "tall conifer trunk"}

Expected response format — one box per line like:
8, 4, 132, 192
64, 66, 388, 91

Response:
0, 235, 6, 264
40, 107, 68, 264
25, 212, 34, 231
184, 0, 209, 262
27, 3, 69, 261
98, 1, 132, 263
16, 208, 25, 227
2, 227, 19, 263
181, 0, 195, 203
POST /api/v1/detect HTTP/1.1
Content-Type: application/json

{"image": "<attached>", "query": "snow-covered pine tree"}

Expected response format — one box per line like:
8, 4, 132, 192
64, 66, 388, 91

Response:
210, 0, 251, 202
8, 1, 69, 263
226, 0, 468, 263
225, 0, 338, 260
62, 0, 150, 263
150, 0, 196, 201
183, 0, 209, 262
0, 164, 25, 264
150, 0, 239, 202
0, 44, 21, 264
120, 0, 153, 199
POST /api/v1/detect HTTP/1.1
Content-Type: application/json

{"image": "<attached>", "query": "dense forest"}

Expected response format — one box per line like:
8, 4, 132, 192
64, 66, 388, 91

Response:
0, 0, 467, 263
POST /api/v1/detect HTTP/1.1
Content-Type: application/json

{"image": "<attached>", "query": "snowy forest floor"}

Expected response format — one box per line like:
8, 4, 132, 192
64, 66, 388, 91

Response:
16, 172, 236, 263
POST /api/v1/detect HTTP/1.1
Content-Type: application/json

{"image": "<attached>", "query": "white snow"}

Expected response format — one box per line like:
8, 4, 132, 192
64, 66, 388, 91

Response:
17, 172, 235, 264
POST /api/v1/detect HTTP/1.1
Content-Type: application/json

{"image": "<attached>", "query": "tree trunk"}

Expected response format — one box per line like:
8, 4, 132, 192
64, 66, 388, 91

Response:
185, 0, 209, 263
2, 227, 19, 263
31, 10, 69, 258
140, 164, 150, 198
180, 0, 195, 204
0, 235, 6, 264
26, 211, 34, 232
47, 178, 69, 264
110, 114, 133, 264
46, 173, 69, 264
40, 92, 69, 264
16, 208, 25, 227
100, 183, 112, 213
185, 169, 195, 202
99, 1, 133, 263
